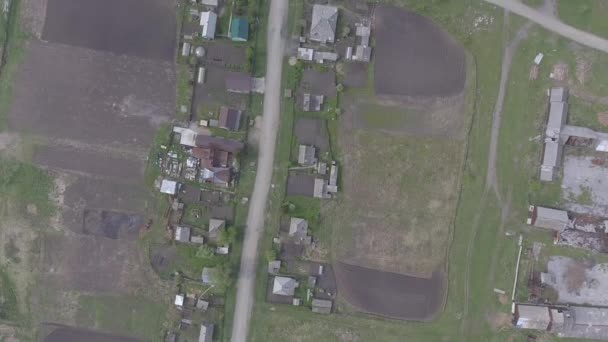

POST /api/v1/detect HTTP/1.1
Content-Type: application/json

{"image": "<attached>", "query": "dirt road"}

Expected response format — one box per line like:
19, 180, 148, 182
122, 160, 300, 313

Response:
484, 0, 608, 53
230, 1, 288, 341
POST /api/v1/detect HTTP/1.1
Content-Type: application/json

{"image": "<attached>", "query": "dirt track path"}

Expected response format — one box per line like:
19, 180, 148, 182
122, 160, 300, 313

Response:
460, 13, 531, 334
484, 0, 608, 54
229, 1, 288, 341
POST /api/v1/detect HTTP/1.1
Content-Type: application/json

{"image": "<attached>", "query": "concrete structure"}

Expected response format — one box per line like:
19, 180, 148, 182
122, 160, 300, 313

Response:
311, 298, 332, 314
515, 304, 551, 330
199, 323, 214, 342
160, 179, 178, 195
289, 217, 308, 237
230, 17, 249, 42
201, 267, 216, 285
218, 107, 242, 131
298, 145, 316, 165
527, 205, 569, 231
272, 276, 298, 296
200, 11, 217, 39
175, 226, 191, 242
310, 5, 338, 44
268, 260, 281, 274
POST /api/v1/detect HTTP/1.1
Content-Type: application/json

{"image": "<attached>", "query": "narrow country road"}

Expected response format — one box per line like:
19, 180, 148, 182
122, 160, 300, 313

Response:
230, 1, 288, 342
483, 0, 608, 54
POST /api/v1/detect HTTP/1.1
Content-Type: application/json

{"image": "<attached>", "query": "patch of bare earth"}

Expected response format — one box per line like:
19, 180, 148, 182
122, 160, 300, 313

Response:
597, 112, 608, 126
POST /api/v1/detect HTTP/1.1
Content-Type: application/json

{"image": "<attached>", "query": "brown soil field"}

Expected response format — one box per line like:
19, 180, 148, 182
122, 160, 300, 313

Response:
193, 64, 248, 116
294, 117, 330, 153
9, 41, 173, 148
42, 0, 176, 61
334, 262, 443, 321
300, 69, 337, 97
286, 174, 316, 197
373, 5, 466, 97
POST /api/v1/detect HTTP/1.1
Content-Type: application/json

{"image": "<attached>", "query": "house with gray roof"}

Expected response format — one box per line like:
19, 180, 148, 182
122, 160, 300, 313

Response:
208, 218, 225, 240
289, 217, 308, 237
199, 323, 214, 342
272, 276, 298, 296
310, 5, 338, 44
175, 226, 191, 242
298, 145, 317, 166
515, 304, 551, 330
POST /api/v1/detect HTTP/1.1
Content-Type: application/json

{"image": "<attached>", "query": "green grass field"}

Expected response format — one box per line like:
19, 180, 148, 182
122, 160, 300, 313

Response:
557, 0, 608, 39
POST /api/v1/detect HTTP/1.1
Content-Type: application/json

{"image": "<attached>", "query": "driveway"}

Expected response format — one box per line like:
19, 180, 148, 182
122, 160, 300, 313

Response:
230, 1, 288, 341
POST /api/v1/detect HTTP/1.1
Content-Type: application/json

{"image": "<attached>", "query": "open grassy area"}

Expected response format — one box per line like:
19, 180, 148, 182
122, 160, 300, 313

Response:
76, 294, 167, 341
557, 0, 608, 39
0, 0, 26, 131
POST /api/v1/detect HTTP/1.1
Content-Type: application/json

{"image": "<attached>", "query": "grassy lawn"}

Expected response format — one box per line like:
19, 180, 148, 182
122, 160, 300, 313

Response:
557, 0, 608, 39
0, 0, 26, 131
76, 294, 167, 341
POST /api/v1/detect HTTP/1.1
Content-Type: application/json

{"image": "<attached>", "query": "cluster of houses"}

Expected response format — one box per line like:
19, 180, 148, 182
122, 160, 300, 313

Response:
166, 292, 216, 342
298, 144, 338, 199
296, 4, 373, 64
185, 0, 249, 42
266, 216, 334, 314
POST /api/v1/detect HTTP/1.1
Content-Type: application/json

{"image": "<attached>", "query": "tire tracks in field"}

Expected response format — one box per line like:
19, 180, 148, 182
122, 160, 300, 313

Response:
459, 12, 532, 335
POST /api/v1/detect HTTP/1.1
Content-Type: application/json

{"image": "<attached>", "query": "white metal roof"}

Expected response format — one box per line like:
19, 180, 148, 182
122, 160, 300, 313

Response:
200, 11, 217, 39
160, 179, 178, 194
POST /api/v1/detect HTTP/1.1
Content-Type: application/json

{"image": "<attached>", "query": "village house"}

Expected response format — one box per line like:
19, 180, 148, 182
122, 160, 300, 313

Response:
303, 93, 324, 111
199, 323, 214, 342
200, 11, 217, 39
289, 217, 310, 245
272, 276, 298, 296
208, 218, 225, 240
200, 167, 231, 187
175, 226, 191, 242
219, 106, 242, 131
160, 179, 179, 195
298, 145, 317, 166
230, 17, 249, 42
310, 4, 338, 44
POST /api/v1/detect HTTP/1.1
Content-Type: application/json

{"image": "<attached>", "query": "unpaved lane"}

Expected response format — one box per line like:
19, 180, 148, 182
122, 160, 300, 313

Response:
484, 0, 608, 53
230, 1, 288, 341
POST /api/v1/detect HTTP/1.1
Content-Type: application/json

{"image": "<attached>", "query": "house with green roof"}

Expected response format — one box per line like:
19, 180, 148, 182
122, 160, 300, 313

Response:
230, 17, 249, 42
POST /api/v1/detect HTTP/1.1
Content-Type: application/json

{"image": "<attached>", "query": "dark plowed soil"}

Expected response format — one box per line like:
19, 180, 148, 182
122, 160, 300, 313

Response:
374, 5, 466, 97
286, 174, 316, 197
334, 262, 444, 320
42, 0, 176, 61
83, 210, 144, 240
44, 326, 140, 342
295, 118, 330, 153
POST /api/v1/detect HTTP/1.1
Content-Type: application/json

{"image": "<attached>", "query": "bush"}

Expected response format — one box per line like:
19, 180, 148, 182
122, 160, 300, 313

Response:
218, 226, 237, 245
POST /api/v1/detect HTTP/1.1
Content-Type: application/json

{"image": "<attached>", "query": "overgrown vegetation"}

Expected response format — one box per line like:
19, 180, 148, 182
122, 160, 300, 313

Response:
0, 158, 55, 219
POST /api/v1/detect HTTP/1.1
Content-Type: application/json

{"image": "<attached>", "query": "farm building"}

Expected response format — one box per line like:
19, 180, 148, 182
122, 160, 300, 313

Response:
200, 11, 217, 39
310, 4, 338, 44
527, 206, 569, 231
289, 217, 308, 237
208, 218, 226, 239
199, 323, 214, 342
175, 226, 191, 242
160, 179, 178, 195
230, 17, 249, 42
268, 260, 281, 274
311, 299, 332, 314
298, 145, 317, 165
514, 304, 551, 330
219, 107, 242, 131
202, 267, 216, 285
272, 276, 298, 296
225, 71, 252, 94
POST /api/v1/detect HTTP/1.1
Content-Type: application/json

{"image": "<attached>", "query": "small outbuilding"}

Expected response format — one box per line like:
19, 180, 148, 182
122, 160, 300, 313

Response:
199, 323, 214, 342
175, 294, 185, 307
268, 260, 281, 274
230, 17, 249, 42
175, 226, 191, 242
272, 276, 298, 296
311, 299, 332, 314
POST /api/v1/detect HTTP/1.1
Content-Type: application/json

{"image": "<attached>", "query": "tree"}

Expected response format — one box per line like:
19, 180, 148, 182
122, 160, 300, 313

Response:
218, 226, 237, 245
265, 248, 277, 262
336, 83, 344, 92
214, 263, 233, 292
